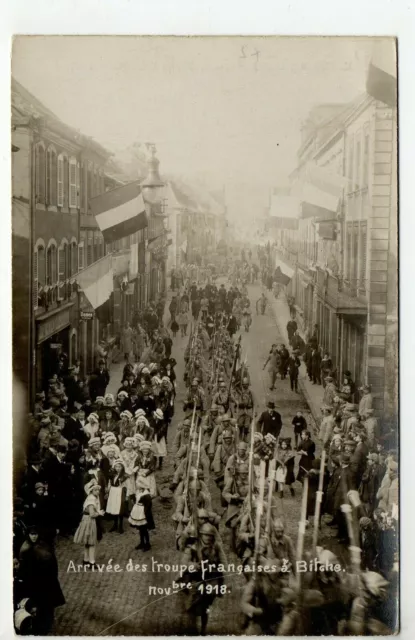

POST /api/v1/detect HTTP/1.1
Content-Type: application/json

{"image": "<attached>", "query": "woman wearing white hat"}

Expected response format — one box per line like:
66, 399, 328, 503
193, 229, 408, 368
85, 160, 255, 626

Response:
83, 413, 100, 440
120, 437, 139, 510
101, 432, 120, 458
74, 481, 104, 566
106, 459, 128, 533
150, 409, 167, 469
136, 440, 158, 499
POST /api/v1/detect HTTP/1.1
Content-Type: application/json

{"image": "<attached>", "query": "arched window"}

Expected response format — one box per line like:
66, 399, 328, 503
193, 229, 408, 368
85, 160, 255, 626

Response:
63, 156, 69, 209
46, 240, 58, 304
35, 143, 46, 204
58, 239, 69, 301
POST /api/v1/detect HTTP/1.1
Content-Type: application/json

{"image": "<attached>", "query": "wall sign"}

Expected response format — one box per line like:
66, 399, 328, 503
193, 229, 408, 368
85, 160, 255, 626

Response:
80, 311, 94, 321
37, 307, 71, 344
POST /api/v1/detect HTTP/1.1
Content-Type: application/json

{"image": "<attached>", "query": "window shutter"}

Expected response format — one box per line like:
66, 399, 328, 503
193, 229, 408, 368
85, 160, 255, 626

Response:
51, 152, 57, 205
33, 250, 38, 310
78, 243, 84, 271
46, 149, 51, 206
359, 222, 367, 290
76, 162, 80, 208
38, 246, 45, 287
69, 158, 77, 208
52, 246, 57, 284
57, 156, 64, 206
58, 246, 66, 283
72, 242, 78, 274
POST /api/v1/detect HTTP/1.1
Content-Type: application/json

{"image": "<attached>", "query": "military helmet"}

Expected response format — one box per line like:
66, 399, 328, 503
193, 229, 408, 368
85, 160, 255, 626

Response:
199, 523, 217, 537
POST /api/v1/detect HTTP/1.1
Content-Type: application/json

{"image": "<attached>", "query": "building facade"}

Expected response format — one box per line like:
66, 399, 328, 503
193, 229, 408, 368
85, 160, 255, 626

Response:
272, 95, 397, 425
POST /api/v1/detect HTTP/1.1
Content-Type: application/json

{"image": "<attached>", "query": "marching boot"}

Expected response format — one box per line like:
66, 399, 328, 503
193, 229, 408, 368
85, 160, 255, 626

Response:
290, 487, 295, 497
118, 516, 124, 533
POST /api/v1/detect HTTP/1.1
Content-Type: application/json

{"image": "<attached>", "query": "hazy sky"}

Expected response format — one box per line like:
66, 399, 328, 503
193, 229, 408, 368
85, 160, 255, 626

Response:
12, 36, 375, 219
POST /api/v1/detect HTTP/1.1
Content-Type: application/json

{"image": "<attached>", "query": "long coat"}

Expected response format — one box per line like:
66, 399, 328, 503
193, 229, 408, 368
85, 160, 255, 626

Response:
257, 410, 282, 438
19, 541, 65, 609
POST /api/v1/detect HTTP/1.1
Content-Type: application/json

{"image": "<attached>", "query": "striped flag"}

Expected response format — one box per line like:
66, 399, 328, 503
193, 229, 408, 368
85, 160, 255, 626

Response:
76, 255, 113, 310
291, 163, 348, 219
366, 39, 397, 108
89, 181, 147, 244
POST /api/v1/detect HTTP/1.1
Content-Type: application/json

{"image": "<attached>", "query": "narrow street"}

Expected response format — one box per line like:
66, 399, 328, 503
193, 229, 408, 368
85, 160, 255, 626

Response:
51, 284, 329, 636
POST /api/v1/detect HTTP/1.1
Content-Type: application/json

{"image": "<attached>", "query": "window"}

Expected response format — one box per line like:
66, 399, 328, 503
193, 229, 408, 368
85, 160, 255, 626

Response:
63, 156, 69, 208
80, 162, 85, 211
93, 233, 99, 263
33, 250, 38, 310
50, 149, 57, 206
355, 134, 361, 191
35, 144, 46, 204
363, 132, 370, 187
359, 222, 368, 291
71, 240, 78, 275
347, 134, 354, 192
57, 155, 64, 206
87, 232, 93, 266
352, 222, 359, 289
37, 245, 46, 288
78, 242, 85, 271
87, 164, 93, 211
76, 162, 80, 209
46, 242, 57, 286
46, 149, 51, 205
69, 158, 77, 208
346, 222, 353, 282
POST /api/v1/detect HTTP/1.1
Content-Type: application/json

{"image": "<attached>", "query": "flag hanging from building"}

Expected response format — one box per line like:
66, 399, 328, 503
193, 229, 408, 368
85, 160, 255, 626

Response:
291, 163, 348, 219
76, 255, 113, 310
269, 194, 300, 230
90, 181, 147, 244
366, 39, 397, 108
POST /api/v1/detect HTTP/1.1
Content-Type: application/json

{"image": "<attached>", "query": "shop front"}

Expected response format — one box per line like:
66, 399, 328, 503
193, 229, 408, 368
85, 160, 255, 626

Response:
35, 302, 74, 392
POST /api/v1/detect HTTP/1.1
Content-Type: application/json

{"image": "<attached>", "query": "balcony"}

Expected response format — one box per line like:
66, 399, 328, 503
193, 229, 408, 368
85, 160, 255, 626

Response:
317, 269, 367, 316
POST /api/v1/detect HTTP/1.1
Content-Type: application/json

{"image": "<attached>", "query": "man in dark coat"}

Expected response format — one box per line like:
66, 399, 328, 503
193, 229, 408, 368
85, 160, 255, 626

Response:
350, 430, 369, 489
286, 319, 298, 346
90, 359, 110, 400
311, 348, 322, 385
257, 401, 282, 438
62, 406, 88, 447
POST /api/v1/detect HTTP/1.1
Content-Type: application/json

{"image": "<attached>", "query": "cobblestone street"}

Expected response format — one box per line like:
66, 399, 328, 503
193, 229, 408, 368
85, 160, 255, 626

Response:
50, 284, 337, 636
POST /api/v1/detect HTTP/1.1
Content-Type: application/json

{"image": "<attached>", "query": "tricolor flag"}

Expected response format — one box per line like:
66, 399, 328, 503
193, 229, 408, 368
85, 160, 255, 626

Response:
89, 181, 147, 244
291, 163, 349, 219
76, 255, 113, 310
366, 39, 397, 108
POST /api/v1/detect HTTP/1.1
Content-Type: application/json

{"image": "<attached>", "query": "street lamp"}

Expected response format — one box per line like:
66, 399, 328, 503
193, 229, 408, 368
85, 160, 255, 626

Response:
141, 143, 165, 207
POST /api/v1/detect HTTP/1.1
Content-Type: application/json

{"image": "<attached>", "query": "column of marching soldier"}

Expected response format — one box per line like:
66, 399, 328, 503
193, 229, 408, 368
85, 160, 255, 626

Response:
14, 268, 398, 635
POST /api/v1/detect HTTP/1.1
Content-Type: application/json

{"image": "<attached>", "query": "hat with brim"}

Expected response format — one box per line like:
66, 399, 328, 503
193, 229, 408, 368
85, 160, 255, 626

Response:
325, 376, 334, 382
85, 481, 100, 495
34, 482, 46, 490
118, 391, 129, 399
103, 433, 116, 445
154, 409, 164, 420
139, 440, 152, 451
123, 437, 134, 446
267, 401, 275, 409
89, 437, 101, 447
389, 461, 398, 471
113, 459, 125, 468
135, 409, 146, 418
121, 410, 133, 420
88, 413, 99, 423
96, 396, 105, 403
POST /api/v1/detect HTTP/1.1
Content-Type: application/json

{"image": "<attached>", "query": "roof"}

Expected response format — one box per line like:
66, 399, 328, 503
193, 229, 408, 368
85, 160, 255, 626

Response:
11, 77, 111, 159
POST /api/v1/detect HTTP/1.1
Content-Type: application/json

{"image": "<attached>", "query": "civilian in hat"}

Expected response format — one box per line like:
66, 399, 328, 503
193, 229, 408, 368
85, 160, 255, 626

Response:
129, 475, 153, 551
150, 409, 167, 469
359, 384, 373, 418
257, 401, 282, 439
106, 460, 128, 533
137, 387, 157, 416
101, 432, 121, 458
100, 408, 120, 436
263, 345, 281, 390
18, 526, 65, 634
83, 412, 100, 441
26, 483, 55, 545
363, 409, 380, 449
63, 406, 88, 448
275, 438, 296, 498
287, 351, 301, 393
41, 437, 72, 534
120, 437, 139, 507
90, 359, 110, 400
21, 453, 46, 505
350, 430, 370, 489
100, 446, 118, 482
118, 410, 136, 445
325, 452, 354, 542
319, 406, 335, 447
136, 440, 158, 502
136, 415, 154, 442
291, 410, 307, 448
311, 346, 322, 385
359, 453, 382, 516
322, 375, 337, 407
359, 517, 377, 571
320, 351, 333, 388
296, 430, 316, 484
74, 481, 104, 566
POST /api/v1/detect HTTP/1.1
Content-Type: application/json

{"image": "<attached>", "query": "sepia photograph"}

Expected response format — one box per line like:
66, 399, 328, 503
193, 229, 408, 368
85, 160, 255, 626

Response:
11, 35, 398, 635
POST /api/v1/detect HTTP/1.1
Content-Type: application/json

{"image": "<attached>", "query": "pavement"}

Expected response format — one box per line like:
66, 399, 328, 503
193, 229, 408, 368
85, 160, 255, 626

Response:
51, 280, 338, 636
